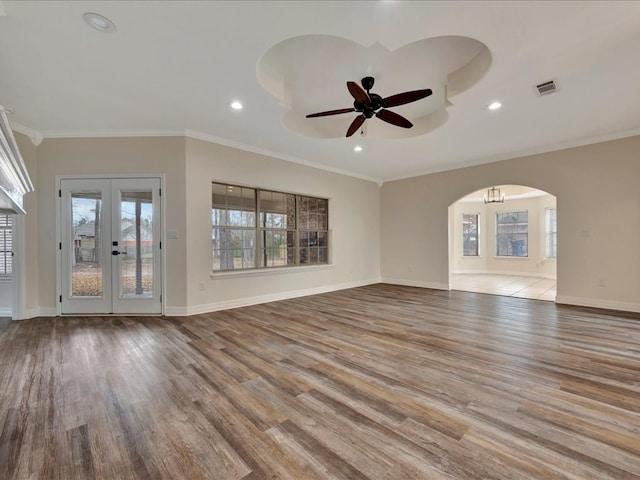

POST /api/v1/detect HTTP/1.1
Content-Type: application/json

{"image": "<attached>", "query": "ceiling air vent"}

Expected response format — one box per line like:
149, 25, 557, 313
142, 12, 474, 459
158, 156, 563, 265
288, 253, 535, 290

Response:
535, 80, 557, 96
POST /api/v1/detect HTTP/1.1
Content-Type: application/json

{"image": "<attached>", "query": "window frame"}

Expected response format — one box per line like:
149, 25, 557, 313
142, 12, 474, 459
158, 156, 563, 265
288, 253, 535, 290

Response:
0, 214, 12, 279
545, 207, 557, 259
211, 184, 257, 271
495, 210, 529, 258
258, 189, 297, 269
212, 182, 329, 272
462, 213, 479, 257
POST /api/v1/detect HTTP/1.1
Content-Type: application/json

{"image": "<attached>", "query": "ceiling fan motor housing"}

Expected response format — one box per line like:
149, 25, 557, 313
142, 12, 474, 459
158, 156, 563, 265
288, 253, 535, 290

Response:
354, 93, 383, 115
361, 76, 375, 91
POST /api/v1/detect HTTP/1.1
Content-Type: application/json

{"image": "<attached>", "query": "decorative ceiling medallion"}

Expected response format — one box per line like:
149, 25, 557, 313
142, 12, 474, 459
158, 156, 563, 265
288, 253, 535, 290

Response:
257, 35, 491, 139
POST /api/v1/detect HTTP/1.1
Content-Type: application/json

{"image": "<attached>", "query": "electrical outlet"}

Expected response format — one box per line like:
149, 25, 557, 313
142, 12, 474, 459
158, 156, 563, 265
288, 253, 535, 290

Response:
199, 281, 205, 291
597, 279, 606, 287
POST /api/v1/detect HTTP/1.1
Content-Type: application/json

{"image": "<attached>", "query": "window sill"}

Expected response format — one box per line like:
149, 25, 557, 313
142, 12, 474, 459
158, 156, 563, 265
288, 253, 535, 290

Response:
493, 256, 529, 261
210, 263, 334, 279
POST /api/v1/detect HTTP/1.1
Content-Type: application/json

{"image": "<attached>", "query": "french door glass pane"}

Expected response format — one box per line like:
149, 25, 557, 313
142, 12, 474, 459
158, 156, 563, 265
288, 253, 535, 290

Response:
71, 192, 103, 297
119, 191, 153, 297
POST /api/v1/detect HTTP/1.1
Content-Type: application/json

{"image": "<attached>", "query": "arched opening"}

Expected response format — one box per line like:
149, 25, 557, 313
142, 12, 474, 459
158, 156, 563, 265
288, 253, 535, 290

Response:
448, 185, 557, 301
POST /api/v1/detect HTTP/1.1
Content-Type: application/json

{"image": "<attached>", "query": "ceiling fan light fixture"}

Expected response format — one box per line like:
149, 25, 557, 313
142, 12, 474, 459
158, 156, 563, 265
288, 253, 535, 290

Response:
83, 13, 116, 32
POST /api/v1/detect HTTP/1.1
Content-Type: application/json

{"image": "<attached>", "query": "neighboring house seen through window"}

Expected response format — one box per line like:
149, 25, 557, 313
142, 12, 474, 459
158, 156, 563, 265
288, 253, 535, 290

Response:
462, 213, 479, 256
496, 211, 528, 257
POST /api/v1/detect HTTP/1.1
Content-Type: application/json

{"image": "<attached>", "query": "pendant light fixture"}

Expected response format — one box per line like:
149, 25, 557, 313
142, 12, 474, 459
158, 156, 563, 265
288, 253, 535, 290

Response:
483, 186, 505, 204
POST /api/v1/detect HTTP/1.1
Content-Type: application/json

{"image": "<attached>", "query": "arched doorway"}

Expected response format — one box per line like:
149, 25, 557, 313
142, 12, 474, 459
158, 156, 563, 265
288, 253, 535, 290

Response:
448, 185, 557, 301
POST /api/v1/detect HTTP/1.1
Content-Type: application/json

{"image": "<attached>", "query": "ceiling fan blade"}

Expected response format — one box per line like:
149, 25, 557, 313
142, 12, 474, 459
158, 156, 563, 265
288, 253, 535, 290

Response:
347, 81, 369, 103
306, 108, 355, 118
346, 115, 366, 137
382, 89, 432, 108
376, 109, 413, 128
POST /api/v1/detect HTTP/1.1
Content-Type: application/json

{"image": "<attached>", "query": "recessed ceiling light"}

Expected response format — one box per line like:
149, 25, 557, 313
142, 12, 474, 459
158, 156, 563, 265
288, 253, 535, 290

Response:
83, 13, 116, 32
354, 145, 363, 152
488, 101, 502, 111
230, 101, 243, 110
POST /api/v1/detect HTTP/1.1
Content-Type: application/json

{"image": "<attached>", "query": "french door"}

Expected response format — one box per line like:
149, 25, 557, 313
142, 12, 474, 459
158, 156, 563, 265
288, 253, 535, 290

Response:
59, 177, 162, 314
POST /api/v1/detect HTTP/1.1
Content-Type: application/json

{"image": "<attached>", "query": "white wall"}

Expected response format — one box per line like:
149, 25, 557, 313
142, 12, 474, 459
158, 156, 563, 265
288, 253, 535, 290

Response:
34, 136, 188, 315
182, 137, 380, 314
0, 282, 11, 316
25, 135, 380, 317
382, 135, 640, 313
16, 132, 640, 316
450, 192, 556, 278
15, 133, 38, 318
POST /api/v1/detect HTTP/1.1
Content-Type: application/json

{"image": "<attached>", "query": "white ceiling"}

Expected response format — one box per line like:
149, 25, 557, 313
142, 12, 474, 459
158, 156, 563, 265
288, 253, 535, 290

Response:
1, 1, 640, 183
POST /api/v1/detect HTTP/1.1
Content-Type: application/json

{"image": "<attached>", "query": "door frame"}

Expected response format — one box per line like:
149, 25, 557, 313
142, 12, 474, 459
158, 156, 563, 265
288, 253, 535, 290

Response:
55, 174, 166, 316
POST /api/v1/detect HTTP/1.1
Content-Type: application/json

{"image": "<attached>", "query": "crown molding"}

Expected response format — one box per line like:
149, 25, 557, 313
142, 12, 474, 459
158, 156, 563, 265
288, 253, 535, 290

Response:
9, 122, 43, 146
12, 123, 640, 187
383, 126, 640, 183
460, 189, 551, 203
184, 129, 381, 184
41, 128, 185, 139
23, 126, 382, 184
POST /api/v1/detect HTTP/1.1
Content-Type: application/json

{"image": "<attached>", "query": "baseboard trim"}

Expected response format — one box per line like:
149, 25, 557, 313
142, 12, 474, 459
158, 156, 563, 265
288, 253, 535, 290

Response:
165, 278, 382, 316
19, 290, 640, 318
15, 307, 57, 320
0, 308, 11, 316
37, 307, 57, 318
555, 295, 640, 314
452, 270, 557, 280
380, 277, 450, 291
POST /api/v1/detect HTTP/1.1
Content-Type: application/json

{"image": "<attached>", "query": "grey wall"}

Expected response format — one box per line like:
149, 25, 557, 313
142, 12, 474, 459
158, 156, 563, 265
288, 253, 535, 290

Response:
381, 135, 640, 312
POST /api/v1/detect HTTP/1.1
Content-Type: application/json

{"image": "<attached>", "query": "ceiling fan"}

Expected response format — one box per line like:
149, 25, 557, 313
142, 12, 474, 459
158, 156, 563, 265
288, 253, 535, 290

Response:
305, 76, 432, 137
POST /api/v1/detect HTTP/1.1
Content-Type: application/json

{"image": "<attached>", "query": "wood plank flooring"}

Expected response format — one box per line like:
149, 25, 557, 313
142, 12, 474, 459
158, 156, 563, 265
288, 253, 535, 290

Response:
1, 284, 639, 479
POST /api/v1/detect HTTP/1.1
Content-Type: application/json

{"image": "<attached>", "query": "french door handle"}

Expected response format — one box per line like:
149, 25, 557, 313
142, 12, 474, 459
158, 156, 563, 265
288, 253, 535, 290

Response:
111, 250, 127, 256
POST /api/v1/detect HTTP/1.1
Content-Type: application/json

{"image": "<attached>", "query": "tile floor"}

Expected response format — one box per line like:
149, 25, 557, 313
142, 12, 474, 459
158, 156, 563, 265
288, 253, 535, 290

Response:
450, 273, 557, 301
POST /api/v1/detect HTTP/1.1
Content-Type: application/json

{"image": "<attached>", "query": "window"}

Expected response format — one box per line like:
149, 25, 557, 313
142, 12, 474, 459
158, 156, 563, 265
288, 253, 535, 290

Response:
545, 207, 557, 258
212, 183, 256, 270
462, 213, 479, 256
259, 190, 295, 268
0, 214, 12, 277
496, 211, 528, 257
212, 182, 328, 271
297, 195, 329, 265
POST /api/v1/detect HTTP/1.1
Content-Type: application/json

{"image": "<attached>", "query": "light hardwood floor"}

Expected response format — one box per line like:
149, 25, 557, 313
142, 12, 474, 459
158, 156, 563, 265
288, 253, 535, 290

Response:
451, 273, 557, 301
1, 284, 639, 479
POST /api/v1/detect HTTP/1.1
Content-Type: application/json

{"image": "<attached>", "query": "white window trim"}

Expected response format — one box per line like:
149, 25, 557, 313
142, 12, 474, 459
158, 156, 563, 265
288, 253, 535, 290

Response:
210, 263, 334, 279
462, 212, 480, 257
212, 182, 330, 272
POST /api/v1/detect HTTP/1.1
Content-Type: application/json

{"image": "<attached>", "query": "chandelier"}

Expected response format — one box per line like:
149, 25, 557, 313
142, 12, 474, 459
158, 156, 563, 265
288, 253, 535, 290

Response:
483, 186, 505, 204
